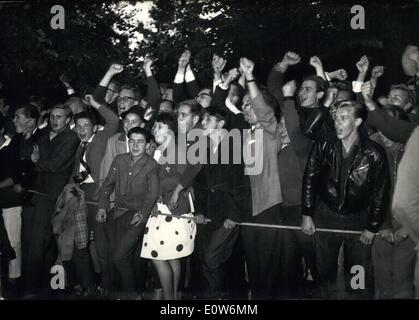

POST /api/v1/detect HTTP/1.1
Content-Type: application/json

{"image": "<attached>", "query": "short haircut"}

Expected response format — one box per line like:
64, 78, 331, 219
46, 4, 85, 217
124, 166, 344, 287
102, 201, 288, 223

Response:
204, 106, 230, 129
109, 79, 121, 92
16, 103, 40, 123
121, 106, 145, 122
51, 104, 73, 119
302, 75, 327, 93
154, 112, 177, 133
64, 97, 88, 112
390, 83, 415, 105
160, 99, 174, 108
73, 110, 97, 126
177, 99, 203, 120
336, 100, 367, 123
120, 84, 141, 101
127, 126, 152, 143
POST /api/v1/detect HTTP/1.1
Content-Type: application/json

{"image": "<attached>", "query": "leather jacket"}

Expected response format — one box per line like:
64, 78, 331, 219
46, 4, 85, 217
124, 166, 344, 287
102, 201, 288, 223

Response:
302, 135, 390, 232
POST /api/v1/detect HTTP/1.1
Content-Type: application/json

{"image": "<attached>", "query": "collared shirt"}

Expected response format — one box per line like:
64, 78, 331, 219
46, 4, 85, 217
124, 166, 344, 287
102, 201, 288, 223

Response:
0, 135, 11, 150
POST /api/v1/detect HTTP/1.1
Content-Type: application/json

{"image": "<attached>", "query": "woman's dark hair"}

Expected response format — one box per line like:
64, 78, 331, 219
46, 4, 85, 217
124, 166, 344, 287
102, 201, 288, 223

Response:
154, 112, 177, 133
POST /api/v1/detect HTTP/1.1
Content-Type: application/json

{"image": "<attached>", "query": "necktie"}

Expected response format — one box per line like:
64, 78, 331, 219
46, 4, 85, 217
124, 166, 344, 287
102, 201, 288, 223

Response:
79, 142, 91, 174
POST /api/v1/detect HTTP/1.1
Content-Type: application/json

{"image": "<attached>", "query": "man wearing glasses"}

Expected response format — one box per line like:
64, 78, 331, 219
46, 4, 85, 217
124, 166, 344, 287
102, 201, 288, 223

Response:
117, 85, 141, 116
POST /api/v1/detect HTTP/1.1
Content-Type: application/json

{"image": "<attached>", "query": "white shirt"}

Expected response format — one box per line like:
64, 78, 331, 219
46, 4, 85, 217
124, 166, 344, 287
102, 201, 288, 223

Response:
0, 135, 11, 150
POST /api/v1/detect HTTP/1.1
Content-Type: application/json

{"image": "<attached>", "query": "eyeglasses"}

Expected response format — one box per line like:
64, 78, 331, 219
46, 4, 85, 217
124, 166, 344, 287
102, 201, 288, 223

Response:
118, 96, 137, 103
177, 111, 191, 119
197, 92, 212, 99
107, 88, 119, 94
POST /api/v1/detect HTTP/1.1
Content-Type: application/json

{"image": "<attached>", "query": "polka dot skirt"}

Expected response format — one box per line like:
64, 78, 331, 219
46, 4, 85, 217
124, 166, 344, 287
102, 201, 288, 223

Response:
140, 204, 196, 260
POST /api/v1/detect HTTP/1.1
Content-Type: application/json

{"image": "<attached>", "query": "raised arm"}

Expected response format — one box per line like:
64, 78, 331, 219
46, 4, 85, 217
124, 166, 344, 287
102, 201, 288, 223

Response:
362, 81, 417, 144
92, 63, 124, 104
309, 56, 326, 80
282, 81, 313, 158
144, 56, 162, 110
85, 94, 119, 136
173, 50, 190, 105
268, 51, 301, 108
241, 57, 275, 125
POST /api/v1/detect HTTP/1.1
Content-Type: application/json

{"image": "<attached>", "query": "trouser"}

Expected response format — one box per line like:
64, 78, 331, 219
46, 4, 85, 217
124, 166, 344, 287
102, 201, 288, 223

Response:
79, 184, 101, 283
110, 210, 147, 296
372, 236, 416, 299
201, 224, 240, 298
2, 207, 22, 279
25, 195, 57, 294
241, 204, 283, 299
315, 205, 374, 299
279, 205, 318, 298
63, 246, 95, 290
0, 187, 30, 266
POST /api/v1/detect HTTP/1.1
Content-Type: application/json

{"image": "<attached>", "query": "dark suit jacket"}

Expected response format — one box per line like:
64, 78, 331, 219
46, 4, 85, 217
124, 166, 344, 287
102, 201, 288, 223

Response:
211, 85, 249, 131
6, 129, 43, 189
202, 135, 251, 229
173, 79, 200, 105
71, 104, 119, 200
35, 127, 80, 200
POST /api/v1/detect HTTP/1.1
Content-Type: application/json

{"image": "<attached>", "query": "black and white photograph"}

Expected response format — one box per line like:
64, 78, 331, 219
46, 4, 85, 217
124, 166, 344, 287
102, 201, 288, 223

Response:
0, 0, 419, 311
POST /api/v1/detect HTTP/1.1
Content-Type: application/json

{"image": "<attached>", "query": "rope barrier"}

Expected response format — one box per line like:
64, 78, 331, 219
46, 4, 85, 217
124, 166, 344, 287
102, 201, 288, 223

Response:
26, 189, 372, 235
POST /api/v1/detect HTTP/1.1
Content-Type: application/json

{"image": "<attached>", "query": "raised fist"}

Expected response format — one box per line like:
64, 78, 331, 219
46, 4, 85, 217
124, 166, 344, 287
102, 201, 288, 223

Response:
212, 54, 227, 74
332, 69, 348, 81
361, 81, 374, 103
225, 68, 240, 83
85, 94, 102, 109
239, 57, 255, 77
108, 63, 124, 75
282, 80, 297, 97
324, 87, 338, 107
282, 51, 301, 66
371, 66, 384, 79
309, 56, 323, 69
178, 50, 191, 69
356, 55, 369, 73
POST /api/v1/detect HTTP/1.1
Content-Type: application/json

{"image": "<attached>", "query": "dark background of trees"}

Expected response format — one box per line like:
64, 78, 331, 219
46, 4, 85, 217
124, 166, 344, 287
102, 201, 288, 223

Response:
1, 0, 418, 107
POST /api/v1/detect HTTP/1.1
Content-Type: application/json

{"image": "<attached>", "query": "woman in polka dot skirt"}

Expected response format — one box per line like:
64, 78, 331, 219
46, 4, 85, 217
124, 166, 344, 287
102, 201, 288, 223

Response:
141, 113, 196, 300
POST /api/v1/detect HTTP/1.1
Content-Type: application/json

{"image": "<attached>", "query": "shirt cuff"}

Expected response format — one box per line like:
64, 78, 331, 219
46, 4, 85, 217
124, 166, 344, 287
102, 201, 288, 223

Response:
67, 88, 75, 95
225, 98, 241, 115
352, 81, 364, 93
219, 82, 229, 91
213, 79, 222, 92
185, 70, 195, 83
174, 72, 184, 84
325, 72, 331, 82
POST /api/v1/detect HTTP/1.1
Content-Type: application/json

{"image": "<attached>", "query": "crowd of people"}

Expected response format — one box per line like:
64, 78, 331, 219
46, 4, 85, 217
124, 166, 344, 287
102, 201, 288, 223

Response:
1, 44, 419, 300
